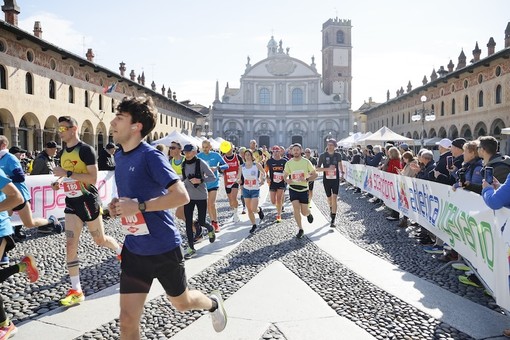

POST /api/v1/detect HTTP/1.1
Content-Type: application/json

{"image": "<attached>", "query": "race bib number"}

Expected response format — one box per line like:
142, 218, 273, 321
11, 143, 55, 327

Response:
244, 178, 257, 189
121, 212, 150, 236
225, 171, 237, 186
291, 170, 305, 182
325, 168, 337, 180
273, 172, 284, 183
62, 179, 83, 198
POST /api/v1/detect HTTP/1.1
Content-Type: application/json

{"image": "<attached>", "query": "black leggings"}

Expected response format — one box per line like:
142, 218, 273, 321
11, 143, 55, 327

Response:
0, 265, 20, 323
184, 199, 210, 250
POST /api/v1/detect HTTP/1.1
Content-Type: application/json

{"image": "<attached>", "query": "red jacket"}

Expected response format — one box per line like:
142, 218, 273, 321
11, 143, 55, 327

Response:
386, 159, 403, 174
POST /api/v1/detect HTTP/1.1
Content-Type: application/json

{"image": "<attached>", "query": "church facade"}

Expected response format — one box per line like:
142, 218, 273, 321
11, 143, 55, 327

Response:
211, 18, 353, 151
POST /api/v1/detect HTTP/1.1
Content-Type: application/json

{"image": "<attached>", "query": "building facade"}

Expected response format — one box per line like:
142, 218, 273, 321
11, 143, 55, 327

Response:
363, 22, 510, 152
0, 1, 202, 152
211, 18, 353, 151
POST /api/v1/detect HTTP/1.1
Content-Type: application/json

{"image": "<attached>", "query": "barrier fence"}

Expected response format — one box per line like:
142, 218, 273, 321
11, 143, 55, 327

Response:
342, 161, 510, 311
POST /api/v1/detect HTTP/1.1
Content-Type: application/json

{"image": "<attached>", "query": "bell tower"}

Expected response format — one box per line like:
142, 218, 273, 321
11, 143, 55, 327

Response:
322, 18, 352, 105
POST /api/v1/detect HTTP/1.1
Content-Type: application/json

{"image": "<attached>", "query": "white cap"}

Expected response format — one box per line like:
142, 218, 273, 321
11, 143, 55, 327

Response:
436, 138, 452, 149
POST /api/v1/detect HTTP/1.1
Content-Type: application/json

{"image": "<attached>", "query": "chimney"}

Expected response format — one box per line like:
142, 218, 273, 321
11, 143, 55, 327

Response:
487, 37, 496, 56
161, 85, 166, 96
1, 0, 20, 26
141, 72, 145, 86
167, 87, 172, 98
472, 42, 481, 62
137, 75, 141, 84
437, 66, 448, 77
406, 81, 412, 93
85, 48, 94, 62
119, 62, 126, 77
447, 60, 454, 73
129, 70, 136, 81
33, 21, 42, 38
430, 68, 438, 81
456, 50, 466, 70
505, 22, 510, 48
151, 81, 156, 91
422, 75, 428, 85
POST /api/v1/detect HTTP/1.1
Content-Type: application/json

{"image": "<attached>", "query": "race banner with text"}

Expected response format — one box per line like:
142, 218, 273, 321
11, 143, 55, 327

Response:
343, 161, 510, 312
10, 171, 117, 225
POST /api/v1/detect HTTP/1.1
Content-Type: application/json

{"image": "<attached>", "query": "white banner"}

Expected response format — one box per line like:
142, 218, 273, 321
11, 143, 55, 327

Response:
10, 171, 116, 225
343, 161, 510, 311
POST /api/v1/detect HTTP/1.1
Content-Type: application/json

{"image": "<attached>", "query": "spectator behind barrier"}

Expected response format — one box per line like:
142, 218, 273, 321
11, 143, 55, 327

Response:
453, 141, 483, 193
471, 136, 510, 194
431, 138, 455, 185
31, 141, 58, 175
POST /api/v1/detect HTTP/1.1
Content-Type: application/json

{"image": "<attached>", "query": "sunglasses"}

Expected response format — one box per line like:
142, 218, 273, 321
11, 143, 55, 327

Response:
58, 126, 72, 133
169, 146, 179, 150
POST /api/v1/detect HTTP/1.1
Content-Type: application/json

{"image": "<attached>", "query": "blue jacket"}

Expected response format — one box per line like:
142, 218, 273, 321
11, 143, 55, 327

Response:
482, 172, 510, 209
197, 151, 228, 190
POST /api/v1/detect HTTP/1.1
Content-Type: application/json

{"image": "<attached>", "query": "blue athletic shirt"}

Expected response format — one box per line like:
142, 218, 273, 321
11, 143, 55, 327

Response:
0, 169, 14, 237
0, 152, 30, 202
197, 151, 228, 189
114, 142, 181, 256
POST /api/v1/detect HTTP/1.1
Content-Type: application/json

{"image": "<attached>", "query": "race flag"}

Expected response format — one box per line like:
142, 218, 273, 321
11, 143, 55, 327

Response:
103, 82, 117, 94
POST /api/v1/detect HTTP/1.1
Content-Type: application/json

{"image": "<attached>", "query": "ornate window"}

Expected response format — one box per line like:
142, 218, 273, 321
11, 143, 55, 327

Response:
464, 95, 469, 111
25, 72, 33, 94
292, 88, 303, 105
84, 90, 89, 107
99, 95, 103, 110
478, 91, 484, 107
451, 99, 455, 115
0, 65, 6, 89
68, 86, 74, 103
259, 88, 270, 104
440, 101, 445, 116
49, 79, 56, 99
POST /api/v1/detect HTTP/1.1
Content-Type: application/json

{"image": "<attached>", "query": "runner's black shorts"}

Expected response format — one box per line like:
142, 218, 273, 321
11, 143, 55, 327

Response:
289, 188, 309, 204
64, 193, 102, 222
308, 181, 315, 191
225, 182, 239, 194
207, 187, 219, 192
120, 245, 187, 296
323, 179, 340, 197
269, 182, 286, 192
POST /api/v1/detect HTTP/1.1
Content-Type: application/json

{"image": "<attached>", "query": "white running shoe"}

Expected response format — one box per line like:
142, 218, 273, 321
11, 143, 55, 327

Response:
233, 210, 240, 222
210, 290, 227, 332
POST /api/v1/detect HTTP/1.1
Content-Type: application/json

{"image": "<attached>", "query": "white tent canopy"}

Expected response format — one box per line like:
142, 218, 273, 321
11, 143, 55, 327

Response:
502, 127, 510, 135
357, 126, 413, 146
337, 132, 370, 148
151, 130, 200, 147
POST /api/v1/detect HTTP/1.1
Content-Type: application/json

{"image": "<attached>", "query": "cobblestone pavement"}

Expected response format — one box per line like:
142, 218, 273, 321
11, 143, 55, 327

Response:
3, 179, 503, 339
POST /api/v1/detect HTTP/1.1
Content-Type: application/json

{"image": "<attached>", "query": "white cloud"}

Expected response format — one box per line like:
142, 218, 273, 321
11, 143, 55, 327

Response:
18, 12, 92, 56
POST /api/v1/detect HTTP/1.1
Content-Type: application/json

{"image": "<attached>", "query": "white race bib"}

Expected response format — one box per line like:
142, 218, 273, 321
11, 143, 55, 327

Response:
62, 178, 83, 198
291, 170, 305, 182
120, 212, 150, 236
225, 171, 237, 186
244, 178, 257, 190
325, 168, 337, 180
273, 172, 284, 183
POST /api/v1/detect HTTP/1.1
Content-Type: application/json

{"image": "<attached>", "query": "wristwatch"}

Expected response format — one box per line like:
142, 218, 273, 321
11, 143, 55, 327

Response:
66, 170, 73, 178
138, 201, 146, 213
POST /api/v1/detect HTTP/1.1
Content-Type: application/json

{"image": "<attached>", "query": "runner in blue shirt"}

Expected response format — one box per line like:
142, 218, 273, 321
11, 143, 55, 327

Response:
197, 140, 228, 232
109, 97, 227, 337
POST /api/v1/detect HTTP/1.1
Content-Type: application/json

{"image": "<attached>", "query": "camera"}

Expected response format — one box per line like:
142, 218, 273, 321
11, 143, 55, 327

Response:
458, 169, 466, 185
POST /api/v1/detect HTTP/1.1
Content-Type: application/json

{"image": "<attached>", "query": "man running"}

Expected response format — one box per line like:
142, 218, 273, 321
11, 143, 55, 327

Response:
0, 136, 61, 238
222, 144, 243, 222
52, 116, 122, 307
265, 146, 287, 223
109, 97, 226, 338
197, 140, 228, 232
316, 139, 344, 228
283, 143, 317, 238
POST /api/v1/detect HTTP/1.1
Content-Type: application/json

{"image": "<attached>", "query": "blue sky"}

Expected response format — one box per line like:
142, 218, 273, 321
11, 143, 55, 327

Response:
16, 0, 510, 110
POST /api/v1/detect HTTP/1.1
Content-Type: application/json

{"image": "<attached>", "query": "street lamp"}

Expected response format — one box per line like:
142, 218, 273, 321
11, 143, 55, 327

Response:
411, 95, 436, 147
353, 121, 358, 133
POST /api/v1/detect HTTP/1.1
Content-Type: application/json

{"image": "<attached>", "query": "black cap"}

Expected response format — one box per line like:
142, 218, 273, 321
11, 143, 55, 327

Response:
105, 142, 116, 149
183, 144, 197, 152
451, 138, 467, 149
46, 141, 58, 148
9, 146, 27, 154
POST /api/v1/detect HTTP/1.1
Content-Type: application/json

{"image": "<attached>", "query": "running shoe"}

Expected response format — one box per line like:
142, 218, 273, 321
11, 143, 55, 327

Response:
37, 225, 53, 234
451, 263, 470, 271
249, 225, 257, 234
20, 254, 39, 283
458, 275, 481, 288
0, 256, 9, 266
184, 247, 196, 260
208, 230, 216, 243
60, 289, 85, 307
209, 290, 227, 332
258, 208, 264, 220
330, 221, 335, 228
212, 221, 220, 233
233, 211, 240, 222
241, 209, 246, 214
423, 245, 444, 254
307, 213, 314, 224
0, 322, 17, 339
296, 229, 304, 239
276, 215, 281, 223
194, 228, 205, 243
49, 215, 63, 233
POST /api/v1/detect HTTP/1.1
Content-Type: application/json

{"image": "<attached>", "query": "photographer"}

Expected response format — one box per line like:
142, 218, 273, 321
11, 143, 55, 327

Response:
452, 141, 483, 193
181, 144, 216, 259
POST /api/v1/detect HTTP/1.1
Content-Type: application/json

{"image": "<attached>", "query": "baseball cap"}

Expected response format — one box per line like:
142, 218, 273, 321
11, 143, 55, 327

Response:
327, 139, 337, 145
400, 143, 409, 151
46, 141, 58, 148
182, 144, 197, 152
436, 138, 452, 148
9, 146, 27, 154
105, 142, 116, 149
451, 138, 467, 149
